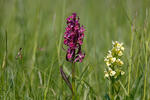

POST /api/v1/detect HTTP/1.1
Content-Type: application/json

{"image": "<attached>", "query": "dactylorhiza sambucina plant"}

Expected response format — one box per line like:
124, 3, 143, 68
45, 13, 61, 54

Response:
60, 13, 85, 99
104, 41, 127, 99
64, 13, 85, 63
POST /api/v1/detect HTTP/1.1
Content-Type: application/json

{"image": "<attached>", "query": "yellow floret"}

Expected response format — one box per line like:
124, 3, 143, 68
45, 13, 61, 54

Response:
121, 71, 125, 75
109, 70, 116, 76
104, 71, 109, 78
118, 51, 123, 56
116, 59, 124, 66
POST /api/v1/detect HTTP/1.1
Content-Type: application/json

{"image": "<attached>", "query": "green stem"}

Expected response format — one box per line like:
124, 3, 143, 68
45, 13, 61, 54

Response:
72, 63, 75, 100
110, 79, 115, 100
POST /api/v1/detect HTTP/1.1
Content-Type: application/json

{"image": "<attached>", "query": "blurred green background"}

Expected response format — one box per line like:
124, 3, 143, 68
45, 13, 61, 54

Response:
0, 0, 150, 99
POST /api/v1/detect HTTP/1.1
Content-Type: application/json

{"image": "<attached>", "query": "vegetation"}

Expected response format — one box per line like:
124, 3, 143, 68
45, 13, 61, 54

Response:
0, 0, 150, 99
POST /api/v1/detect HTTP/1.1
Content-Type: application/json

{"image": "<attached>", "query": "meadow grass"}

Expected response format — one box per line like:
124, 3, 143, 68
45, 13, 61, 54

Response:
0, 0, 150, 99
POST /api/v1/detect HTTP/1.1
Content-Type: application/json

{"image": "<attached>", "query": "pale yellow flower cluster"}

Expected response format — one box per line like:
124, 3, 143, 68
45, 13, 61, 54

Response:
104, 41, 125, 79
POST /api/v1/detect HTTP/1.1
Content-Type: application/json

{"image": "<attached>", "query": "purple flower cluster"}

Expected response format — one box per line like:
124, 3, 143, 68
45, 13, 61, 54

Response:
64, 13, 85, 63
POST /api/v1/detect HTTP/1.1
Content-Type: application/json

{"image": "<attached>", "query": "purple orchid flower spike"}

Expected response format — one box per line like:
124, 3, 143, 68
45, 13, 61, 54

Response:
61, 13, 86, 98
64, 13, 85, 63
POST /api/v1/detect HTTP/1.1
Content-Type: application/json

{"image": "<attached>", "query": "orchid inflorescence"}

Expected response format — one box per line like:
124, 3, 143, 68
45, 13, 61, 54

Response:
64, 13, 85, 63
104, 41, 125, 79
61, 13, 86, 97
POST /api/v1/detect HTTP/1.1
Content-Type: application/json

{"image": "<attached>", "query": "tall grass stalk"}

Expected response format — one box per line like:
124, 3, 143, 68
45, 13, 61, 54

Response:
143, 41, 148, 100
2, 30, 7, 69
72, 63, 75, 100
118, 80, 128, 96
44, 56, 55, 100
143, 10, 149, 100
128, 22, 134, 95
